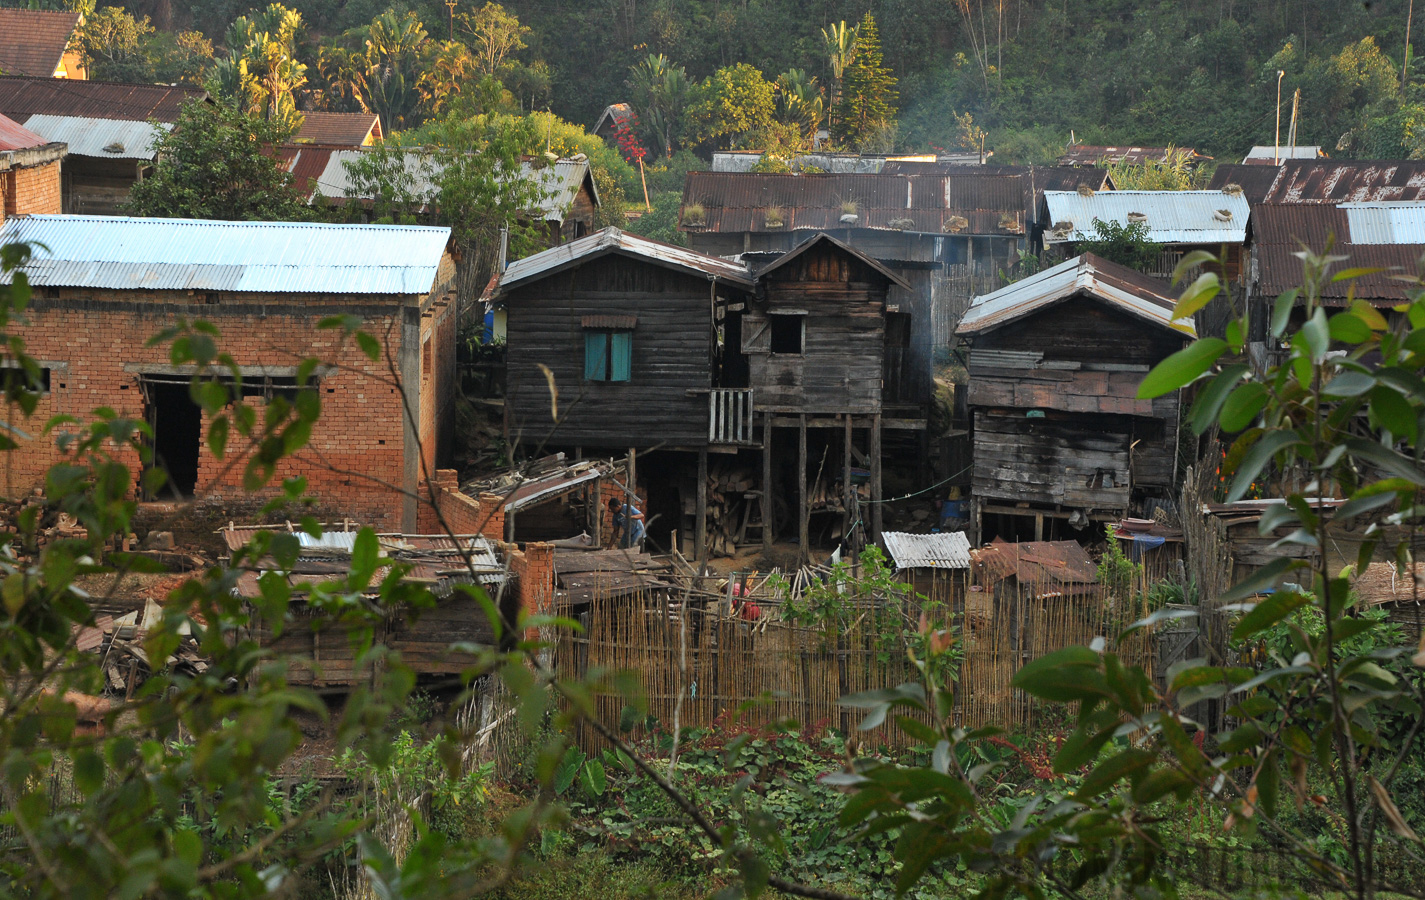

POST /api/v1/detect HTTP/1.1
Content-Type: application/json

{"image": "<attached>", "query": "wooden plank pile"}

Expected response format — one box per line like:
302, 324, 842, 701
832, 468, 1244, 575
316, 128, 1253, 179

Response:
73, 604, 209, 698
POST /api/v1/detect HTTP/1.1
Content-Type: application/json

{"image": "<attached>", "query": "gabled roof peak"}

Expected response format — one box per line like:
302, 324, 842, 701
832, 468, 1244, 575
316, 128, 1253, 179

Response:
957, 253, 1194, 338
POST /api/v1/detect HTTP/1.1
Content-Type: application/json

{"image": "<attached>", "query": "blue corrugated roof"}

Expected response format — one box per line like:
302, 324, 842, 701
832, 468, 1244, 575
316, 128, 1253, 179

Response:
0, 215, 451, 294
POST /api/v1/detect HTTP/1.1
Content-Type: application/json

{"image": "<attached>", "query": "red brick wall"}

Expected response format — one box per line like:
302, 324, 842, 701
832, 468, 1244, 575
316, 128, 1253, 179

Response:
4, 290, 421, 528
4, 161, 62, 217
414, 470, 507, 539
418, 295, 457, 478
510, 541, 554, 627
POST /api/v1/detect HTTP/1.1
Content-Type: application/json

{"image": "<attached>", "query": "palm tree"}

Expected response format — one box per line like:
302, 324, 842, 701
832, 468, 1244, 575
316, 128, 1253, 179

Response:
821, 20, 856, 137
628, 53, 689, 159
776, 68, 825, 144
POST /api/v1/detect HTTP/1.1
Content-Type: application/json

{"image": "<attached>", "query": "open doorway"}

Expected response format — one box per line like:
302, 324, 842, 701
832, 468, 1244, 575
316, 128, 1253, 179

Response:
144, 380, 202, 498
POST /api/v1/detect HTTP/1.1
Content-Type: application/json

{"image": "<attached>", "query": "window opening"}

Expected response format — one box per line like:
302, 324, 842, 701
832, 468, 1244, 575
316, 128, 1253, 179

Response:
769, 314, 804, 355
584, 331, 632, 381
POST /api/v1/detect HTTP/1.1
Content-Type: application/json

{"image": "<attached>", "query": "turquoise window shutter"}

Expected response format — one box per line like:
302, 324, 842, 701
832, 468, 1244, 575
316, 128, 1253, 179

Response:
610, 332, 632, 381
584, 332, 608, 380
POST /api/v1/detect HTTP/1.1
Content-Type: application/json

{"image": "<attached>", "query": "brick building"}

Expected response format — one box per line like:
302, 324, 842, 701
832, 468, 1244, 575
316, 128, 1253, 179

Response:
0, 215, 457, 530
0, 113, 65, 221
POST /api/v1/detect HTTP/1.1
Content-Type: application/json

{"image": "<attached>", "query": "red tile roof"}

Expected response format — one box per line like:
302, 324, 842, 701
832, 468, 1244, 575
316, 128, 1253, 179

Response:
0, 112, 48, 151
0, 10, 80, 77
0, 76, 207, 122
293, 111, 381, 147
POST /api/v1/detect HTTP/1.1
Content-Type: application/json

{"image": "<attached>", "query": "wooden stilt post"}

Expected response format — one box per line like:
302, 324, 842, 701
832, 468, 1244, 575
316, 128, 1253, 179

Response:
591, 478, 602, 545
843, 414, 853, 549
798, 413, 809, 560
762, 415, 774, 551
1034, 512, 1044, 543
696, 448, 708, 560
627, 448, 637, 507
870, 413, 883, 542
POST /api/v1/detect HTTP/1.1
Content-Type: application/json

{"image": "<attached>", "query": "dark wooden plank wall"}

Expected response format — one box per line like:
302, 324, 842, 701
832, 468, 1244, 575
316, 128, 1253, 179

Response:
968, 295, 1188, 505
65, 157, 143, 215
746, 242, 886, 414
258, 592, 500, 686
505, 255, 726, 449
973, 411, 1131, 509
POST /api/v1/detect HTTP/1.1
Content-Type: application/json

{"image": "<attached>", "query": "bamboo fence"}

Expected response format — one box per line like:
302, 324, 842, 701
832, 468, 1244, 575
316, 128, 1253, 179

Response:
557, 558, 1164, 749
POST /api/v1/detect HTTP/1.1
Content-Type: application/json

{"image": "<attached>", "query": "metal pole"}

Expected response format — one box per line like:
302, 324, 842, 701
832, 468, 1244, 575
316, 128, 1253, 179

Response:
1274, 70, 1284, 165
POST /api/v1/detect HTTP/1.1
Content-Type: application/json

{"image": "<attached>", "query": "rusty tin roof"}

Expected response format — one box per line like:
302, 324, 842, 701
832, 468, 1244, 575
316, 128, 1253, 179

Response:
1261, 160, 1425, 204
0, 10, 79, 77
971, 538, 1098, 588
1251, 203, 1425, 305
680, 171, 1029, 236
293, 111, 382, 147
0, 76, 207, 122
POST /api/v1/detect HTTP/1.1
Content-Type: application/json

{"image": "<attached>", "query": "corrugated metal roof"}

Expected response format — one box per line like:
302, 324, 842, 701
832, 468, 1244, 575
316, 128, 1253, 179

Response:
1263, 160, 1425, 204
1243, 145, 1325, 163
0, 215, 451, 295
304, 150, 596, 220
500, 226, 754, 291
0, 113, 47, 152
971, 538, 1098, 588
294, 111, 380, 147
1042, 190, 1250, 245
1206, 164, 1280, 204
1340, 202, 1425, 244
21, 114, 168, 159
958, 253, 1195, 337
0, 10, 79, 77
0, 76, 207, 122
680, 171, 1028, 235
882, 531, 971, 569
1252, 202, 1424, 305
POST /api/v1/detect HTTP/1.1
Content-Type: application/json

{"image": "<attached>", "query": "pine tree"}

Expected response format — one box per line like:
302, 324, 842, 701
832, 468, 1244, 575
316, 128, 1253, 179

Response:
832, 13, 897, 150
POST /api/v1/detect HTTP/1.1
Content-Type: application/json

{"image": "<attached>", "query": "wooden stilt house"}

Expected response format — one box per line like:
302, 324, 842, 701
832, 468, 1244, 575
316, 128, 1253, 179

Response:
955, 254, 1196, 542
496, 228, 920, 560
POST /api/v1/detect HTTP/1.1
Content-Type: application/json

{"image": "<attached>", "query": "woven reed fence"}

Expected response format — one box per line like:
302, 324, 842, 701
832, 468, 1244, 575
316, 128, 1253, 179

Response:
557, 565, 1162, 749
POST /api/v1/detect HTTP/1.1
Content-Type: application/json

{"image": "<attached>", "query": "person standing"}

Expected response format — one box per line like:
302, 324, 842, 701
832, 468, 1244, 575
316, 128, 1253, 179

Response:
608, 497, 645, 550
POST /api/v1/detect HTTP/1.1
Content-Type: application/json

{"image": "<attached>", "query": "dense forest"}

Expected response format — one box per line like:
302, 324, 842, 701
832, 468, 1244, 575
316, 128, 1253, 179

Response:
18, 0, 1425, 163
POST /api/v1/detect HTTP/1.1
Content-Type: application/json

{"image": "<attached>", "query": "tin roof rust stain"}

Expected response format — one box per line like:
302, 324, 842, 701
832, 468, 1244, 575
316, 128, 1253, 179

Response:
1261, 160, 1425, 204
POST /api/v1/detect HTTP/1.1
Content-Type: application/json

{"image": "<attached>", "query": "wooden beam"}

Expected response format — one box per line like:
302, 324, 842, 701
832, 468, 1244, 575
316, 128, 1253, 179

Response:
696, 448, 708, 561
762, 416, 774, 551
843, 414, 853, 549
798, 413, 808, 561
870, 413, 882, 542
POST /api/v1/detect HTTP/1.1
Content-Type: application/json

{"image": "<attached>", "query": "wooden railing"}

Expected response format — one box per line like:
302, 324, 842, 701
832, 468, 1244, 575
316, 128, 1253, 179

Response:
709, 388, 755, 445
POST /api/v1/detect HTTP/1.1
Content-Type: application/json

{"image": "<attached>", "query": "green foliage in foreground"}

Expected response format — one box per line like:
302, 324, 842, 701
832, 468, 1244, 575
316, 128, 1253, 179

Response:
1, 220, 1424, 900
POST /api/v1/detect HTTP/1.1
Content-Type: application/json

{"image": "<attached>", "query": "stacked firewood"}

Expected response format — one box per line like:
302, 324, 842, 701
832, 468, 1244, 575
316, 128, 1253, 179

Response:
685, 460, 759, 558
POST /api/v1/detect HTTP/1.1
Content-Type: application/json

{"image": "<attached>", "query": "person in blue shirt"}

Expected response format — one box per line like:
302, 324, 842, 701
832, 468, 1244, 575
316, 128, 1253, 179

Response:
607, 497, 646, 550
